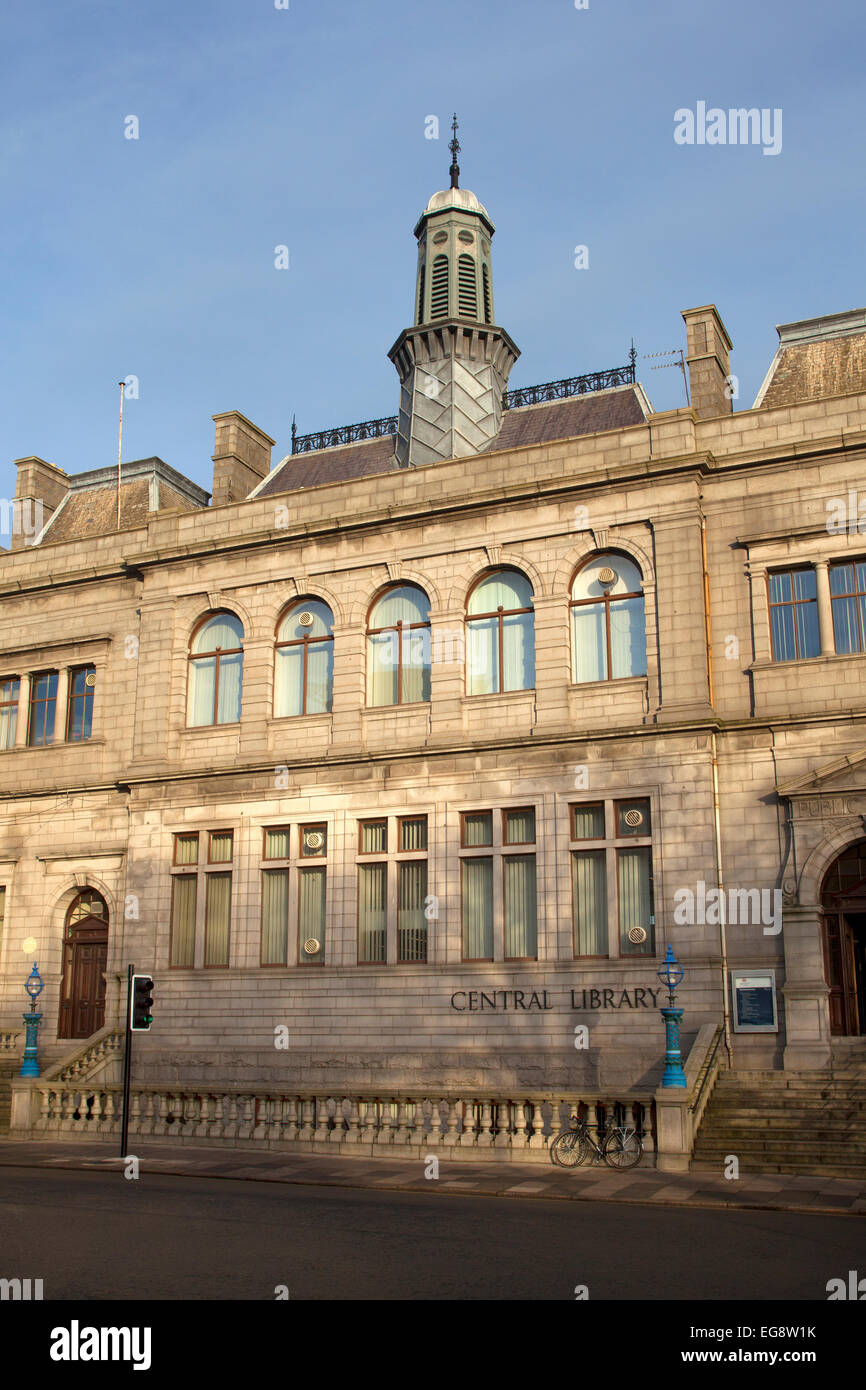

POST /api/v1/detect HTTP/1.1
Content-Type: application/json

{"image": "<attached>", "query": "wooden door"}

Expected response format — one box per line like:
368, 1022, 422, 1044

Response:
59, 917, 108, 1039
822, 913, 860, 1036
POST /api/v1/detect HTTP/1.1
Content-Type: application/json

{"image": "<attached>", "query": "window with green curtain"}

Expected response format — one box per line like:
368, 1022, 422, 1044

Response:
360, 820, 387, 853
367, 586, 431, 707
461, 857, 493, 958
174, 833, 198, 865
398, 860, 427, 961
504, 808, 535, 844
170, 875, 197, 967
466, 570, 534, 694
617, 847, 653, 954
0, 885, 5, 946
264, 827, 290, 859
462, 811, 492, 846
400, 817, 427, 851
572, 851, 607, 956
504, 854, 536, 958
299, 867, 326, 962
572, 804, 604, 839
359, 862, 387, 962
204, 873, 231, 966
261, 869, 289, 964
209, 831, 233, 862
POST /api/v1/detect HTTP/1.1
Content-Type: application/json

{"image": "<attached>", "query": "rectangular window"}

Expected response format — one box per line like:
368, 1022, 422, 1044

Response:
399, 816, 427, 852
618, 847, 654, 955
503, 853, 537, 958
572, 850, 607, 956
170, 875, 197, 967
261, 869, 289, 965
461, 811, 492, 847
0, 678, 19, 750
264, 827, 291, 859
572, 803, 604, 839
570, 799, 654, 958
830, 560, 866, 654
27, 671, 58, 746
398, 859, 427, 961
174, 833, 199, 865
299, 867, 326, 963
66, 665, 95, 741
358, 862, 387, 962
504, 807, 535, 845
300, 824, 327, 857
208, 831, 233, 863
359, 819, 387, 854
768, 569, 819, 661
204, 873, 231, 966
461, 857, 493, 959
0, 885, 5, 946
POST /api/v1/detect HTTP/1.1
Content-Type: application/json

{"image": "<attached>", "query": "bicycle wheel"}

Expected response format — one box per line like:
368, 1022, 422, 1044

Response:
550, 1129, 589, 1168
603, 1127, 643, 1170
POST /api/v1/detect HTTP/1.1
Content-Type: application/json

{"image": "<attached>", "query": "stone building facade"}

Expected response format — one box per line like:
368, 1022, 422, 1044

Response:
1, 171, 866, 1107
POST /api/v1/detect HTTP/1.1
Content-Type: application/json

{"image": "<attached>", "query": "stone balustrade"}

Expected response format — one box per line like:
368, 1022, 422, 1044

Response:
24, 1085, 656, 1164
0, 1031, 21, 1052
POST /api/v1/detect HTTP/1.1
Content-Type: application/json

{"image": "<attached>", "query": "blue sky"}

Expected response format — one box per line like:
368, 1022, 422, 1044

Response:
1, 0, 863, 538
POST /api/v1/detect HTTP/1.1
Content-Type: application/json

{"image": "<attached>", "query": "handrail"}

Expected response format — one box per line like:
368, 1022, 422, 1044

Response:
688, 1023, 726, 1115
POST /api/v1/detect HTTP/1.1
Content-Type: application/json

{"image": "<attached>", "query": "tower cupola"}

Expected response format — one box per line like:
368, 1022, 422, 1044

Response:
388, 118, 519, 468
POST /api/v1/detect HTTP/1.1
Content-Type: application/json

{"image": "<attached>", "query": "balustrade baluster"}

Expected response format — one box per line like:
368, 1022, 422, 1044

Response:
494, 1098, 512, 1148
475, 1100, 493, 1147
299, 1097, 314, 1140
378, 1099, 396, 1145
443, 1100, 460, 1146
313, 1096, 332, 1142
529, 1100, 545, 1148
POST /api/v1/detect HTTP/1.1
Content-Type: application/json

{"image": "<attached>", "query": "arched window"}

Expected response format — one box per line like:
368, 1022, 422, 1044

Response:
187, 611, 244, 726
466, 569, 535, 694
275, 599, 334, 717
367, 585, 431, 706
430, 254, 449, 320
570, 554, 647, 683
458, 254, 477, 317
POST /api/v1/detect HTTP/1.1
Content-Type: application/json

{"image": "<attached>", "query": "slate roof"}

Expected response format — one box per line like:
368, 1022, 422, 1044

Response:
38, 458, 209, 544
755, 309, 866, 409
255, 385, 649, 499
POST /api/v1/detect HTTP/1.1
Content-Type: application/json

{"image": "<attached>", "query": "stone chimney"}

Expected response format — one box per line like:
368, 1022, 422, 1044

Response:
681, 305, 734, 418
11, 457, 69, 551
212, 412, 275, 507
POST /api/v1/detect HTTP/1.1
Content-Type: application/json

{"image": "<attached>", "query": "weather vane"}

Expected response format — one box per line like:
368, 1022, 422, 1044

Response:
449, 113, 460, 189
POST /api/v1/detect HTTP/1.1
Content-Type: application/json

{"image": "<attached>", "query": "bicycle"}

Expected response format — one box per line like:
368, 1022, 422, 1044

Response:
549, 1113, 643, 1170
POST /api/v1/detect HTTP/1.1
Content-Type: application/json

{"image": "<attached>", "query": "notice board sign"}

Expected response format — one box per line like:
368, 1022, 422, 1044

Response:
731, 971, 778, 1033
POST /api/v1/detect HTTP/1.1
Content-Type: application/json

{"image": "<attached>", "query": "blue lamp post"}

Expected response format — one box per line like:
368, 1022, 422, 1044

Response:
20, 962, 44, 1078
657, 945, 686, 1088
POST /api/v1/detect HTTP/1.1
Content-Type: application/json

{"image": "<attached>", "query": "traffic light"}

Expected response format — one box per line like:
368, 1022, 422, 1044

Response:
130, 974, 154, 1031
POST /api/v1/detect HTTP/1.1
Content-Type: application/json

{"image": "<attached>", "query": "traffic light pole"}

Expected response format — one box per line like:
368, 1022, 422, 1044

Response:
120, 962, 133, 1159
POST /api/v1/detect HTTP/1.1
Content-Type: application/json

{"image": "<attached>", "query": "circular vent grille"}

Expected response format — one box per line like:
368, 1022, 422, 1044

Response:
624, 809, 644, 828
458, 229, 474, 244
597, 566, 617, 586
628, 926, 647, 945
303, 938, 321, 956
85, 672, 96, 687
297, 611, 314, 628
432, 230, 448, 243
304, 831, 324, 852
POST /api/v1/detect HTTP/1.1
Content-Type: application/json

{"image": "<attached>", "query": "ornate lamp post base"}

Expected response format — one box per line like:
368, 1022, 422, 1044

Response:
20, 1009, 43, 1078
660, 1005, 686, 1088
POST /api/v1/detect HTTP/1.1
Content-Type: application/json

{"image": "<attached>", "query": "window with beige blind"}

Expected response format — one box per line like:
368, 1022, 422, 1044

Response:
260, 824, 328, 965
570, 798, 654, 958
356, 815, 429, 963
169, 830, 233, 968
459, 808, 537, 961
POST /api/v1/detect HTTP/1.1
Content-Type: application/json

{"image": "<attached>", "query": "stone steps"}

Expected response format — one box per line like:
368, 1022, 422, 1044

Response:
691, 1065, 866, 1178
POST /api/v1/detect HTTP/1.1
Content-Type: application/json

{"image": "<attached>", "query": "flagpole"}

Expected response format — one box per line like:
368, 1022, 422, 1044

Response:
116, 381, 125, 530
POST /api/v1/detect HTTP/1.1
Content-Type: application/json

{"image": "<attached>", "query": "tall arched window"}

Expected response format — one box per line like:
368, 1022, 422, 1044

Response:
458, 254, 477, 317
430, 254, 449, 319
367, 585, 431, 706
275, 599, 334, 716
187, 612, 244, 726
466, 569, 535, 695
570, 554, 646, 683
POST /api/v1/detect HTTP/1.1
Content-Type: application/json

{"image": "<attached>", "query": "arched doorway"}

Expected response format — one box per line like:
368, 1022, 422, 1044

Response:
821, 843, 866, 1036
58, 890, 109, 1039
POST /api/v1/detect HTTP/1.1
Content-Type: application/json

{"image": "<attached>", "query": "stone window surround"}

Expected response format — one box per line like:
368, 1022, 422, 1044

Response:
747, 535, 866, 666
168, 827, 235, 971
0, 636, 109, 752
568, 795, 655, 961
355, 813, 430, 965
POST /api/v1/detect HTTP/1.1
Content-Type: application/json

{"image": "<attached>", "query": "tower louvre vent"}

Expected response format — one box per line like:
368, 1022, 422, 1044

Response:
482, 264, 492, 323
416, 263, 425, 324
430, 254, 449, 320
458, 254, 477, 318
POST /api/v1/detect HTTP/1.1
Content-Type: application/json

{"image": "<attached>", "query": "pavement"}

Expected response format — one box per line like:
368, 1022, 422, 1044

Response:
0, 1136, 864, 1215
